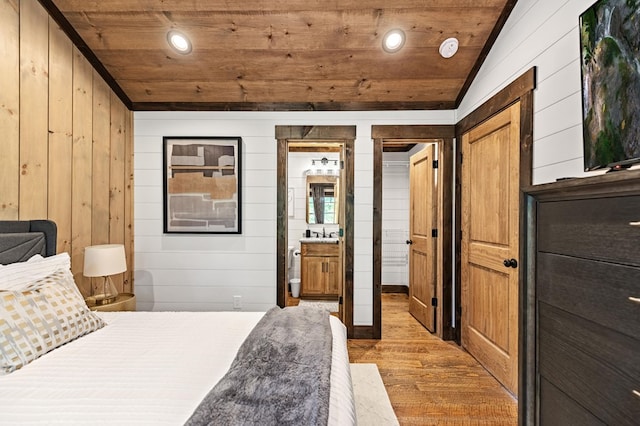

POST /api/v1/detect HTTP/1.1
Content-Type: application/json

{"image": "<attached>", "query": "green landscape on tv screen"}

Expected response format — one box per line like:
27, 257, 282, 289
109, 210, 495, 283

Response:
580, 0, 640, 170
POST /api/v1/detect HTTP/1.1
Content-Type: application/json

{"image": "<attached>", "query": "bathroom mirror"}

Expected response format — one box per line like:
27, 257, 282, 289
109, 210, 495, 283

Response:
306, 175, 339, 224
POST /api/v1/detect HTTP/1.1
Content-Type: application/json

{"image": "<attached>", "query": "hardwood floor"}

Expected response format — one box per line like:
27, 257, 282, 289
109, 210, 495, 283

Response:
348, 293, 517, 425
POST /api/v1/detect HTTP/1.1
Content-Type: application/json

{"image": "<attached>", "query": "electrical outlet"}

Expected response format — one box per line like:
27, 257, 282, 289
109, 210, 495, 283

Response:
233, 295, 242, 310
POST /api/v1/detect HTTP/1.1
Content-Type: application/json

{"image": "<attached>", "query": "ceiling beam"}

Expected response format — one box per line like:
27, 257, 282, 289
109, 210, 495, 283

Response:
132, 101, 455, 111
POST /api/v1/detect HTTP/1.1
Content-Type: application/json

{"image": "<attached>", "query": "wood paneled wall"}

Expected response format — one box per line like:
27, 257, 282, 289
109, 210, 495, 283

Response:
0, 0, 134, 296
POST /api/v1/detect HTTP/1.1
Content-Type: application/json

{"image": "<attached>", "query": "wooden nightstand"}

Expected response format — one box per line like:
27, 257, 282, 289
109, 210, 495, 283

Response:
85, 293, 136, 312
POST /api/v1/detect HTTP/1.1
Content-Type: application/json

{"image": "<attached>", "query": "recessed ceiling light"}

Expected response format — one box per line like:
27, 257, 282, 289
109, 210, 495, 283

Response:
382, 29, 406, 53
439, 37, 459, 59
167, 30, 192, 55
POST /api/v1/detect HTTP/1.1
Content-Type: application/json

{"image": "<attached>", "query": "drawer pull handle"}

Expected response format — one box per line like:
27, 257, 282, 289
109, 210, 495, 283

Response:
633, 390, 640, 399
629, 297, 640, 304
630, 221, 640, 226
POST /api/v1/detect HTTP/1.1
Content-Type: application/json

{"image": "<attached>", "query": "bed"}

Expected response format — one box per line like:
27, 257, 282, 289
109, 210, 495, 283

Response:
0, 220, 356, 425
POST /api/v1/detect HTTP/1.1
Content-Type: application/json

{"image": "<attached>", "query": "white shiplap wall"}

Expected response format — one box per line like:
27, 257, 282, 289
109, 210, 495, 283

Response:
381, 152, 410, 287
134, 110, 454, 325
457, 0, 607, 184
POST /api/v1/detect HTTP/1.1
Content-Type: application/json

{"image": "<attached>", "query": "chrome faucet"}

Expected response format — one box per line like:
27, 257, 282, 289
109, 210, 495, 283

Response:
322, 227, 326, 237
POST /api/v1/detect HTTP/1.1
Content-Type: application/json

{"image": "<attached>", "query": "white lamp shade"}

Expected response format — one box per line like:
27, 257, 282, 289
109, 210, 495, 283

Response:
83, 244, 127, 277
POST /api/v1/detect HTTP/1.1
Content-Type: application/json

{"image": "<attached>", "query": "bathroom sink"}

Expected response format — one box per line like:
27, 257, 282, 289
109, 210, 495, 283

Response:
299, 237, 339, 244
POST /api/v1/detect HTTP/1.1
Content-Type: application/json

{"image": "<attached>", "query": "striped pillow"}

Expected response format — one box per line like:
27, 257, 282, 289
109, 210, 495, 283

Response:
0, 268, 105, 374
0, 252, 72, 291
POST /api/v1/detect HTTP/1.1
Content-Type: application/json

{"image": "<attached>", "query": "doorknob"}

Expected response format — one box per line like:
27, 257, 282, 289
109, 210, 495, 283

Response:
406, 240, 413, 245
503, 258, 518, 268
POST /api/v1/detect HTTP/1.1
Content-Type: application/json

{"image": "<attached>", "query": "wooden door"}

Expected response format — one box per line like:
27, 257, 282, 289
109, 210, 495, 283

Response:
408, 145, 438, 332
461, 102, 520, 395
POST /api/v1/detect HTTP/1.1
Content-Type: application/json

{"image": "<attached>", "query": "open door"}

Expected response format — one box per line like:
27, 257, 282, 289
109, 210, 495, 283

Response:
461, 102, 520, 395
408, 145, 437, 332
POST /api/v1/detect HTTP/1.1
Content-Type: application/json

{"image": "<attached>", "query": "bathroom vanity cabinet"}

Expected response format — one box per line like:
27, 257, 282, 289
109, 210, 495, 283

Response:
300, 242, 341, 297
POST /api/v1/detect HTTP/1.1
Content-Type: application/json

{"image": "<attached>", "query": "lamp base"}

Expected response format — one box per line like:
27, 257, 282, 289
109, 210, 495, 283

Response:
92, 294, 118, 305
89, 276, 120, 306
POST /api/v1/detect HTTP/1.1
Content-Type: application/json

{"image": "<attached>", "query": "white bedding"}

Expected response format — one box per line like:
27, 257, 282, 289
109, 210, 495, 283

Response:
0, 311, 355, 425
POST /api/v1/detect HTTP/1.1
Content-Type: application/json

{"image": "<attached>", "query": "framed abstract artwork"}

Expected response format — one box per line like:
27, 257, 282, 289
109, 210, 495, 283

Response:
163, 136, 242, 234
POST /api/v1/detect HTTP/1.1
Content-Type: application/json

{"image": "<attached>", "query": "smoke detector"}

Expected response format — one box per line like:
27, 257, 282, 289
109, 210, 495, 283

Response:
439, 37, 459, 58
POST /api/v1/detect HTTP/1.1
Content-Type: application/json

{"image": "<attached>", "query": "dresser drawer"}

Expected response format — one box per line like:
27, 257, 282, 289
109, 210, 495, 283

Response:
537, 196, 640, 266
539, 303, 639, 388
539, 377, 605, 426
538, 253, 640, 339
539, 304, 640, 425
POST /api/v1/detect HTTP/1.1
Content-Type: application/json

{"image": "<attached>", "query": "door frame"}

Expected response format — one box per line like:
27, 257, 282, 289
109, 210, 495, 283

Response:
276, 125, 355, 338
372, 126, 455, 340
454, 67, 535, 425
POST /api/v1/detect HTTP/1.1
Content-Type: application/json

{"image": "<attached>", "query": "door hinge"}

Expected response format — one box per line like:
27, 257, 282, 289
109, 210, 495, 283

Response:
432, 229, 438, 238
432, 159, 439, 169
339, 296, 343, 305
340, 160, 344, 170
460, 153, 463, 164
431, 297, 438, 307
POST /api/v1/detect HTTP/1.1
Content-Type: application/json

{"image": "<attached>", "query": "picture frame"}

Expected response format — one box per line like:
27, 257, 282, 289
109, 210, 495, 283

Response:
163, 136, 242, 234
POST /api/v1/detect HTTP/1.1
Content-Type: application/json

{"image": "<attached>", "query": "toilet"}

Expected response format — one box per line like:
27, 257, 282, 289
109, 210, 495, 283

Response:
288, 246, 301, 298
289, 278, 301, 298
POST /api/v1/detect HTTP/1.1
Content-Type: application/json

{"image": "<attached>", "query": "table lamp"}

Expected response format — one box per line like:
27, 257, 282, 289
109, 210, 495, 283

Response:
83, 244, 127, 305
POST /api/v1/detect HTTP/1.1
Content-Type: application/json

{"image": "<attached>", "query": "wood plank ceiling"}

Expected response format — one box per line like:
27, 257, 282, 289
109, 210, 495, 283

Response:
42, 0, 517, 111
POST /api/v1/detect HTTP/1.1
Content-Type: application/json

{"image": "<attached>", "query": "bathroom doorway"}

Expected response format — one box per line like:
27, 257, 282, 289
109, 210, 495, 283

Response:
275, 126, 355, 337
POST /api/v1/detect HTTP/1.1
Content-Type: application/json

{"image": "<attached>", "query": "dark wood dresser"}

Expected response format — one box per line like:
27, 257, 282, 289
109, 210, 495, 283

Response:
524, 171, 640, 425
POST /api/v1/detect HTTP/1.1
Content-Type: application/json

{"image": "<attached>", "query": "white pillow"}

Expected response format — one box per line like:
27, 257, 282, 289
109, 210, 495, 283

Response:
0, 252, 72, 290
27, 254, 45, 262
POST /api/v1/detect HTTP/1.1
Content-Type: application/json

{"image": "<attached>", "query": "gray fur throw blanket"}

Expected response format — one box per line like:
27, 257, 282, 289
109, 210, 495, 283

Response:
185, 305, 333, 426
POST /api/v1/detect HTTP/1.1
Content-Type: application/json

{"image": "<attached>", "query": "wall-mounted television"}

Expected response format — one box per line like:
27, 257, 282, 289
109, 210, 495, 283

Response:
580, 0, 640, 171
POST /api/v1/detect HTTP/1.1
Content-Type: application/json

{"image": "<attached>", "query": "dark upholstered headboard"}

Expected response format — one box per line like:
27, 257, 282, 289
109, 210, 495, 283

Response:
0, 220, 57, 264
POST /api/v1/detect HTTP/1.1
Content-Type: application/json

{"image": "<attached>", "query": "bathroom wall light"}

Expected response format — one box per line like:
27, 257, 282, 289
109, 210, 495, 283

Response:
312, 157, 335, 166
311, 157, 338, 167
439, 37, 459, 59
382, 29, 405, 53
167, 30, 192, 55
306, 157, 339, 175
